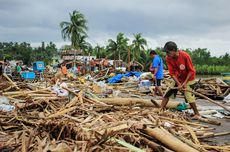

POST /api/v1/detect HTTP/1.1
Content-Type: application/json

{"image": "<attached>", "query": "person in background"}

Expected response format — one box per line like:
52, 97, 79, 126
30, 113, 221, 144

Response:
82, 58, 88, 75
77, 65, 81, 75
161, 41, 200, 119
16, 62, 22, 74
130, 61, 144, 71
149, 50, 164, 97
101, 57, 109, 69
61, 63, 68, 77
89, 58, 96, 73
4, 62, 12, 77
70, 63, 77, 76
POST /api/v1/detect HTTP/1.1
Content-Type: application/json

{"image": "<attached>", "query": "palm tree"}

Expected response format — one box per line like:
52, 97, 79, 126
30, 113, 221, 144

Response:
78, 35, 92, 55
131, 33, 147, 62
107, 39, 117, 60
93, 44, 106, 58
107, 33, 129, 61
60, 10, 88, 63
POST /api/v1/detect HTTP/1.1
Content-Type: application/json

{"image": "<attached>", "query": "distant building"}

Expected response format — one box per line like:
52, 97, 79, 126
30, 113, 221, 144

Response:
61, 49, 82, 61
61, 49, 96, 64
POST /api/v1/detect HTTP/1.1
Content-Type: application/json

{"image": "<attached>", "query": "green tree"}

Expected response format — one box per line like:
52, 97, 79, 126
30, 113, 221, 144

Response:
130, 33, 147, 63
78, 35, 92, 55
60, 10, 88, 58
191, 48, 211, 65
220, 53, 230, 66
31, 42, 57, 65
93, 45, 107, 58
107, 33, 129, 61
107, 39, 117, 60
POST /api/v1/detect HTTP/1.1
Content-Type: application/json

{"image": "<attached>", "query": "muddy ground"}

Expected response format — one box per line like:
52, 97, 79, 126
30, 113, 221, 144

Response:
195, 98, 230, 145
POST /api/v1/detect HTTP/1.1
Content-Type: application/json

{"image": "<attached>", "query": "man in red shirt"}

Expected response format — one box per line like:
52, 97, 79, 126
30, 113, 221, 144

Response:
161, 41, 200, 118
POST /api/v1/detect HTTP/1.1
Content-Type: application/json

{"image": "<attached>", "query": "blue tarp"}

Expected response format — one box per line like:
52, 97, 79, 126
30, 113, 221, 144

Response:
108, 71, 142, 83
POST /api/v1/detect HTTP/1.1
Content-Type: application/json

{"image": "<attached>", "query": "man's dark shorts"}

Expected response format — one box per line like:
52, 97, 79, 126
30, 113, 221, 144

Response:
164, 81, 196, 103
91, 67, 95, 71
153, 79, 162, 86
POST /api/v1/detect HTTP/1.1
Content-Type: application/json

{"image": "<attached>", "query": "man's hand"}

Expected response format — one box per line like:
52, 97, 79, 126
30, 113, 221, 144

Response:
177, 83, 183, 91
153, 75, 156, 80
181, 82, 187, 90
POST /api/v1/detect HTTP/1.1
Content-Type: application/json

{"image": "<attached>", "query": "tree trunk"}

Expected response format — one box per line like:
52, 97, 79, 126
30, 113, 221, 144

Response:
128, 48, 130, 71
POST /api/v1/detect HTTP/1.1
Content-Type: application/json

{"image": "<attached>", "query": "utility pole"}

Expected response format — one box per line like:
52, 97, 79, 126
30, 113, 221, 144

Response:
128, 47, 131, 71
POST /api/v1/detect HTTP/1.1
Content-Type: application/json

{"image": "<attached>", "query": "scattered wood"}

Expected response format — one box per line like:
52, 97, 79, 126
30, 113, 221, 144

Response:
0, 73, 229, 152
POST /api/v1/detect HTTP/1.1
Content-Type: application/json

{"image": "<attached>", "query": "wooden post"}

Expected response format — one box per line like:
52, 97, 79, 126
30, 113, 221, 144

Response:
128, 48, 131, 71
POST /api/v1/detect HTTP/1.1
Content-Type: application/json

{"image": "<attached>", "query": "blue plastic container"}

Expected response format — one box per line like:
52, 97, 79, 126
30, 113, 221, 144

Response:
222, 72, 230, 84
21, 72, 36, 79
33, 61, 45, 71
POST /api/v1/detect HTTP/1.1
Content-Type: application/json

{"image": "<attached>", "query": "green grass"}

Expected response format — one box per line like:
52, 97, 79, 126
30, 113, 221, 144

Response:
195, 65, 230, 75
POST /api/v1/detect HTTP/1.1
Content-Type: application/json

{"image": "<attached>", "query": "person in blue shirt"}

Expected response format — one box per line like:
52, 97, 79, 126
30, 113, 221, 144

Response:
150, 50, 164, 96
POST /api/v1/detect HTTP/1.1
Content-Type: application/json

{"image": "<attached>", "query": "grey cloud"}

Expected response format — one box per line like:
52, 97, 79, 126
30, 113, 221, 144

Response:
0, 0, 230, 55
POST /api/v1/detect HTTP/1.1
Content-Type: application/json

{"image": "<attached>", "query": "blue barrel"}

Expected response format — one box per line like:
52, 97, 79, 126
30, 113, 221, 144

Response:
21, 72, 36, 80
222, 73, 230, 84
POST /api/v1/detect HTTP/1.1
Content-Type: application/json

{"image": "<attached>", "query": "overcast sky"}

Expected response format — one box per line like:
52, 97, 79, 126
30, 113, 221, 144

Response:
0, 0, 230, 56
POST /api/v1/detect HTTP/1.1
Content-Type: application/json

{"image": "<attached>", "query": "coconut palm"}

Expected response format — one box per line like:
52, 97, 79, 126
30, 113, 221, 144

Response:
60, 10, 88, 50
107, 33, 129, 61
107, 39, 117, 60
79, 35, 92, 55
93, 45, 107, 58
131, 33, 147, 62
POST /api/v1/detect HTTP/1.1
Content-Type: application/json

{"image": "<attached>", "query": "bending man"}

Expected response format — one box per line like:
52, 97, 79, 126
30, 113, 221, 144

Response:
161, 41, 200, 118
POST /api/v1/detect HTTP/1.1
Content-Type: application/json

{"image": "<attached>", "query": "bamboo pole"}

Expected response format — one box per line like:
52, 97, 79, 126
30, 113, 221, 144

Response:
186, 89, 230, 112
98, 98, 180, 108
196, 117, 221, 126
3, 88, 50, 96
47, 106, 77, 119
158, 116, 209, 127
3, 73, 20, 90
185, 125, 200, 145
144, 127, 198, 152
169, 129, 208, 152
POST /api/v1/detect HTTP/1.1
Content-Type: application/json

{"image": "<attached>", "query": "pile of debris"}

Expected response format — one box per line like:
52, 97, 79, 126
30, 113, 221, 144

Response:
107, 71, 230, 100
196, 78, 230, 99
0, 74, 17, 91
0, 77, 230, 152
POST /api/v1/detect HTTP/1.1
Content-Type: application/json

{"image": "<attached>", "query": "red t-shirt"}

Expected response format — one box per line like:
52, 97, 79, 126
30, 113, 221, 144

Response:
166, 51, 196, 83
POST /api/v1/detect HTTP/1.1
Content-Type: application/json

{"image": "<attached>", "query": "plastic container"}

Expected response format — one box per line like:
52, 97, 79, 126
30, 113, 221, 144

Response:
139, 80, 151, 93
21, 72, 36, 79
33, 61, 45, 71
139, 80, 151, 88
221, 72, 230, 84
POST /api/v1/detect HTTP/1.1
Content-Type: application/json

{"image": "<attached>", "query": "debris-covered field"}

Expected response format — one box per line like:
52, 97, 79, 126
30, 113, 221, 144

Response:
0, 71, 230, 152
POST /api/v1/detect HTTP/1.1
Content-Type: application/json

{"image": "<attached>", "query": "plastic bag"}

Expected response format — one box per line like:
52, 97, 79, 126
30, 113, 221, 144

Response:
0, 104, 15, 112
